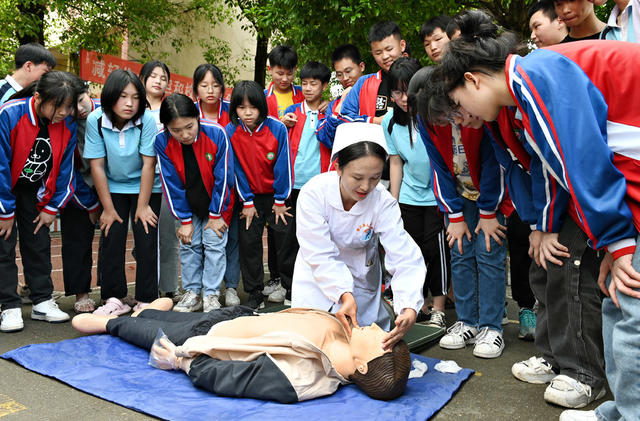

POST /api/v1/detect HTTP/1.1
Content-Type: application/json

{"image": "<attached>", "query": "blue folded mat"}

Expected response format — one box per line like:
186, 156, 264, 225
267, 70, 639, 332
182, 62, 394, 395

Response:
3, 335, 473, 421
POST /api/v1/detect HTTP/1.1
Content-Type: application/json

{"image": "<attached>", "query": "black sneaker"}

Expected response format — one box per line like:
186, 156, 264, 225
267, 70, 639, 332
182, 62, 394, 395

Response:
246, 292, 265, 310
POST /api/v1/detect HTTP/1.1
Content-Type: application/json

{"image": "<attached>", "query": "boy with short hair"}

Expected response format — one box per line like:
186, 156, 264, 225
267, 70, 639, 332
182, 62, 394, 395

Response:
340, 21, 406, 125
316, 44, 366, 148
544, 0, 606, 41
0, 43, 56, 104
528, 2, 569, 47
420, 15, 453, 63
267, 61, 332, 304
264, 45, 304, 121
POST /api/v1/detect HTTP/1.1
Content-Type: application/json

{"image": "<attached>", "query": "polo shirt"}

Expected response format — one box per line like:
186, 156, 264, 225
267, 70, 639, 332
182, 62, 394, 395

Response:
293, 105, 321, 189
83, 108, 161, 194
0, 75, 22, 105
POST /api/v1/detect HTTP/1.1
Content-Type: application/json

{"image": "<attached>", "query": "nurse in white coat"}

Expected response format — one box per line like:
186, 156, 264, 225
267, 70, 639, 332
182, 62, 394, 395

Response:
291, 122, 426, 350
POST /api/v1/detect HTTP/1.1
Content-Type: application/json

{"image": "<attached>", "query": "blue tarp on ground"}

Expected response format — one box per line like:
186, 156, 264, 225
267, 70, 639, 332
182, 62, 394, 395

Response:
3, 335, 473, 421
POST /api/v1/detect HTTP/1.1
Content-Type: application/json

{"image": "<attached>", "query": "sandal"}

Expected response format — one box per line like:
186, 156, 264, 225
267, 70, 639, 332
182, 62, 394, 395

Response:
93, 297, 131, 316
74, 297, 96, 314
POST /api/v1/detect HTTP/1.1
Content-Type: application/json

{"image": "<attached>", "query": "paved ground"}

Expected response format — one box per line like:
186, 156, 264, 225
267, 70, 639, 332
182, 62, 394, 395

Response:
0, 230, 610, 420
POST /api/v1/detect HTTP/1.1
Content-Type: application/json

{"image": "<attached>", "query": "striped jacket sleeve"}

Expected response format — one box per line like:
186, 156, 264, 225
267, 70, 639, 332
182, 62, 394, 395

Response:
338, 76, 374, 123
475, 129, 505, 219
0, 106, 15, 219
46, 119, 77, 213
508, 53, 636, 257
154, 131, 193, 224
71, 170, 99, 212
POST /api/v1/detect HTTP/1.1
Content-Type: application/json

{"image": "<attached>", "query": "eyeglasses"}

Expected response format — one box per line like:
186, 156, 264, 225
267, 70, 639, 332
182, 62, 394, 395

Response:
390, 90, 407, 100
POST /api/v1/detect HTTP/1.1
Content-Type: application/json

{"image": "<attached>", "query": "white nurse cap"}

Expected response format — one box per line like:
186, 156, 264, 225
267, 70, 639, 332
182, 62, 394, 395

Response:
330, 122, 388, 162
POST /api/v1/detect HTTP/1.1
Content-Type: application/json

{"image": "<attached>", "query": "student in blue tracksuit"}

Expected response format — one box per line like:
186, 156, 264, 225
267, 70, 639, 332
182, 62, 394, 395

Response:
84, 69, 162, 317
155, 94, 233, 313
0, 71, 81, 332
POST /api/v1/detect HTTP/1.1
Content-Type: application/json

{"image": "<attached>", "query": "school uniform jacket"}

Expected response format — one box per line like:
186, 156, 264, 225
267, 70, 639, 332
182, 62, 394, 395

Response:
71, 98, 101, 213
291, 171, 425, 328
264, 82, 304, 118
315, 97, 366, 150
418, 121, 509, 223
196, 99, 230, 127
339, 71, 383, 123
0, 97, 76, 219
506, 40, 640, 258
225, 117, 292, 207
155, 119, 233, 225
284, 101, 331, 177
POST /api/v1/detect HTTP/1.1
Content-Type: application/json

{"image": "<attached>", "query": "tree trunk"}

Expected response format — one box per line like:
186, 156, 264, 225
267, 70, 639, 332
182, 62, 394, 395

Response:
253, 33, 269, 88
16, 1, 46, 44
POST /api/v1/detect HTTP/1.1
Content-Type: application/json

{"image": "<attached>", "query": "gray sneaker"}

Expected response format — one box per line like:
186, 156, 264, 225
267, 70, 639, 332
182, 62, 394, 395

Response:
512, 356, 556, 384
262, 278, 281, 296
203, 295, 221, 312
268, 284, 286, 303
224, 288, 240, 307
173, 291, 202, 312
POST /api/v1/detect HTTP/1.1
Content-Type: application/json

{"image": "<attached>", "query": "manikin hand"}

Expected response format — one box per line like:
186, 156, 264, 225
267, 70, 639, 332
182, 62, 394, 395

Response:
336, 292, 359, 337
382, 308, 416, 351
149, 330, 181, 371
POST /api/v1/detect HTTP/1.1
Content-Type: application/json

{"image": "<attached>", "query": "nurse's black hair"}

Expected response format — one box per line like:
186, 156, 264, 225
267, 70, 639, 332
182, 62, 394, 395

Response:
192, 63, 225, 99
8, 71, 84, 121
160, 93, 200, 129
428, 9, 522, 116
228, 80, 268, 127
336, 141, 388, 168
101, 69, 148, 124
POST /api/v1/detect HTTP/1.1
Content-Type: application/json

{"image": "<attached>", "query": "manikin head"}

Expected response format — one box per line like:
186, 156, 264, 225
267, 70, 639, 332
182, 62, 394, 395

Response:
348, 323, 411, 400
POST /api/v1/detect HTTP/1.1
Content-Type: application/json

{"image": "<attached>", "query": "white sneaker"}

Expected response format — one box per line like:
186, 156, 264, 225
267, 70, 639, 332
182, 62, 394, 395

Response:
544, 375, 606, 409
512, 356, 556, 384
473, 327, 504, 358
224, 288, 240, 307
1, 308, 24, 332
559, 410, 598, 421
439, 321, 478, 349
426, 310, 446, 329
173, 291, 202, 312
31, 298, 70, 323
262, 278, 281, 296
203, 295, 221, 312
284, 298, 291, 306
267, 284, 286, 303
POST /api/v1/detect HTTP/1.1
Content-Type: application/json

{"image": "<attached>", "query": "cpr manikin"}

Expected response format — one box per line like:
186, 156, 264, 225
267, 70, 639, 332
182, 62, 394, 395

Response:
72, 298, 410, 403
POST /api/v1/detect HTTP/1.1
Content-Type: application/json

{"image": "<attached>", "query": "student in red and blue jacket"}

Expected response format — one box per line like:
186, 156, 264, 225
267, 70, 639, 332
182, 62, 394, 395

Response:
193, 64, 231, 127
0, 71, 82, 333
225, 81, 293, 310
155, 94, 233, 313
418, 113, 510, 359
264, 45, 304, 119
60, 86, 101, 314
432, 10, 639, 413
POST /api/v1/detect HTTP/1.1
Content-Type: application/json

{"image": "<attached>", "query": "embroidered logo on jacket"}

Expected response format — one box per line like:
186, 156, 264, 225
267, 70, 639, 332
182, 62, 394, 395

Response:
356, 223, 373, 241
205, 152, 213, 162
266, 151, 275, 161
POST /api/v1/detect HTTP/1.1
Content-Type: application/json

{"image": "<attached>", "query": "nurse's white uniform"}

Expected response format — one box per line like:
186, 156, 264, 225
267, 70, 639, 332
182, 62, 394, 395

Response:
291, 171, 425, 330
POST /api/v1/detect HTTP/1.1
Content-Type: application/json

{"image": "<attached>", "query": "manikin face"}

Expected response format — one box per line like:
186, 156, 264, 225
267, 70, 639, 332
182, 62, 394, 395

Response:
333, 58, 365, 89
236, 96, 259, 130
76, 92, 93, 120
450, 73, 502, 123
336, 154, 384, 209
196, 71, 223, 106
370, 35, 406, 73
268, 65, 296, 92
113, 83, 140, 123
554, 0, 594, 28
167, 116, 199, 145
423, 28, 451, 63
349, 323, 390, 372
529, 10, 567, 47
301, 78, 326, 104
34, 92, 73, 124
145, 66, 169, 99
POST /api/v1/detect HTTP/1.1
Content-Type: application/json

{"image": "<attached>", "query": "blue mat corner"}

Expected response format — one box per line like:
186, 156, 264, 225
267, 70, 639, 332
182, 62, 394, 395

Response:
3, 335, 473, 421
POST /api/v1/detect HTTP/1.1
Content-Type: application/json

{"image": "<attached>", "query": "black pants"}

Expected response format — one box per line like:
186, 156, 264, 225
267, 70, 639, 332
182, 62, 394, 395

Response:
529, 217, 605, 389
97, 193, 161, 303
238, 194, 294, 294
61, 203, 96, 296
0, 184, 54, 309
399, 203, 450, 297
507, 212, 536, 309
106, 306, 256, 349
